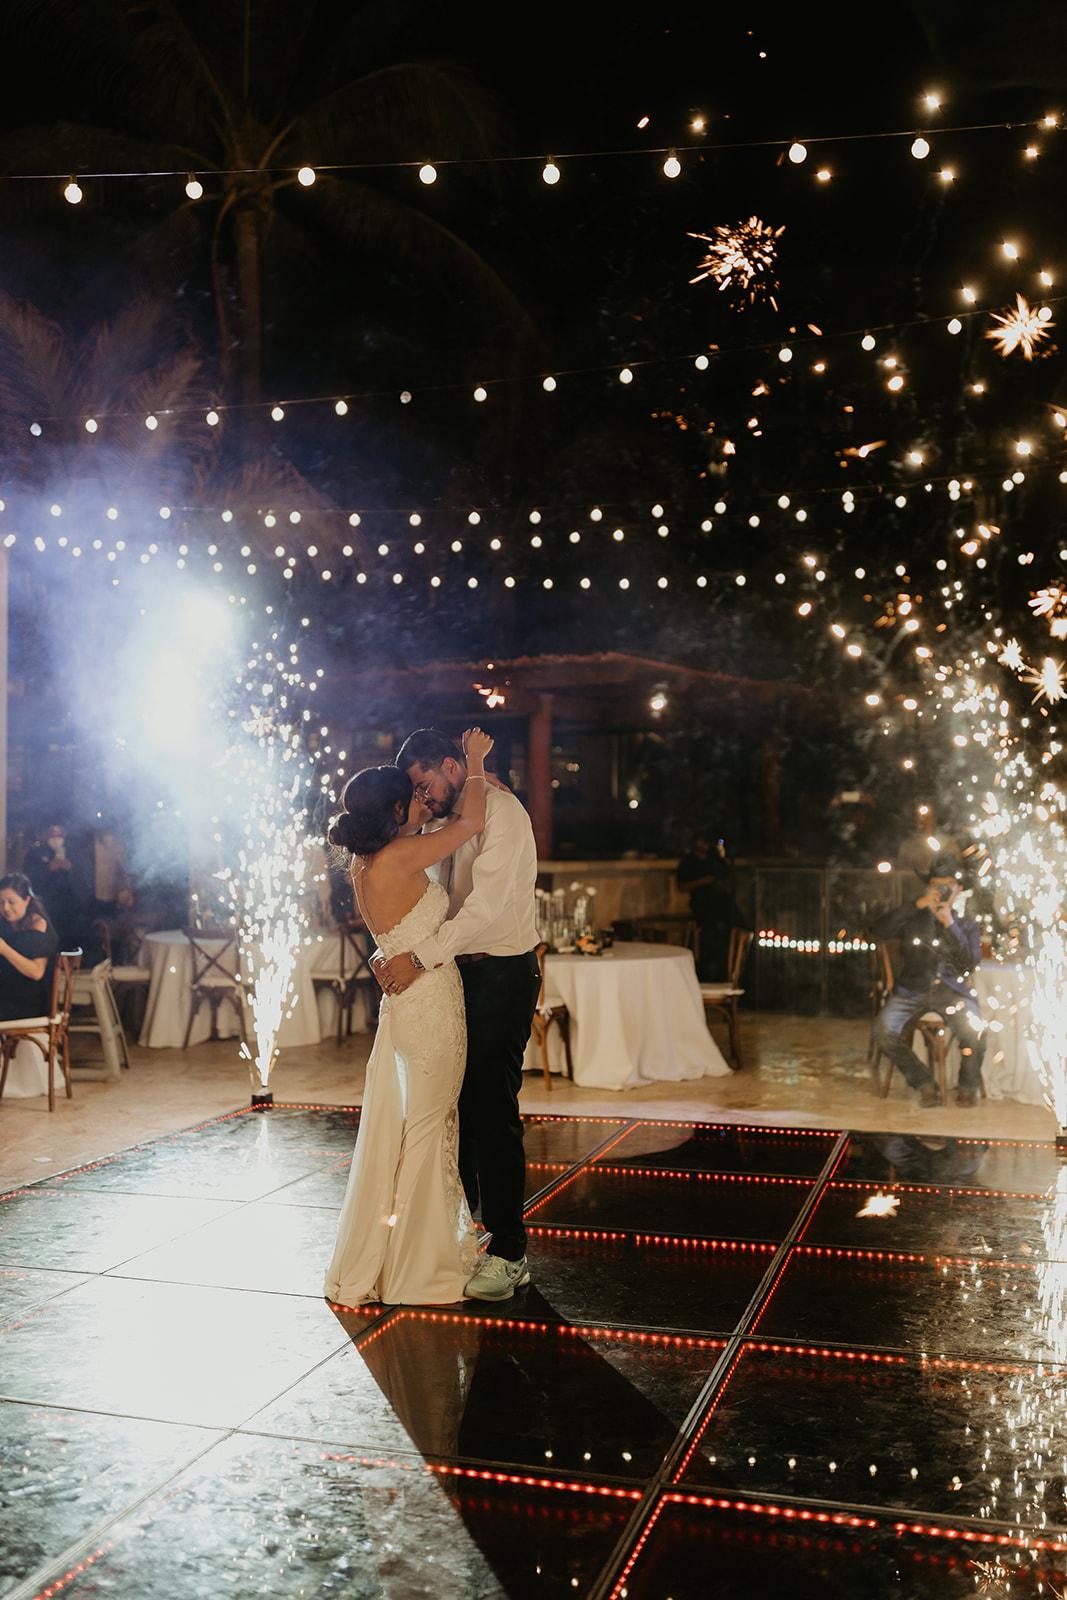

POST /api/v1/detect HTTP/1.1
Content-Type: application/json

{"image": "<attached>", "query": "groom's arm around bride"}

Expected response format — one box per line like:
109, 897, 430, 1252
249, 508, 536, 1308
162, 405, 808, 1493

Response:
376, 728, 541, 1301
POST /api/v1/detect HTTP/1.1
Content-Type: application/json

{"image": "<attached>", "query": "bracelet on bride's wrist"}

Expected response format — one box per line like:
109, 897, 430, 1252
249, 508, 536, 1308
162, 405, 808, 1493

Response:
466, 774, 487, 781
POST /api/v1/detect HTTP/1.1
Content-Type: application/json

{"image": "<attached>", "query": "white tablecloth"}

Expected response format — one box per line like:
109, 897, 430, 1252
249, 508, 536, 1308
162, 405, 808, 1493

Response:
138, 931, 323, 1050
524, 941, 731, 1090
973, 961, 1047, 1105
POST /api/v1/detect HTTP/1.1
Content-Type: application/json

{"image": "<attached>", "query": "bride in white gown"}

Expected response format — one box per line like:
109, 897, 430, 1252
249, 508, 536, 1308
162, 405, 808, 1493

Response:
323, 728, 493, 1306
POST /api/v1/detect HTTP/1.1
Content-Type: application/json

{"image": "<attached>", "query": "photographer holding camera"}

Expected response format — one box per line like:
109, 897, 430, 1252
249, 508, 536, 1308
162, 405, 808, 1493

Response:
870, 851, 986, 1108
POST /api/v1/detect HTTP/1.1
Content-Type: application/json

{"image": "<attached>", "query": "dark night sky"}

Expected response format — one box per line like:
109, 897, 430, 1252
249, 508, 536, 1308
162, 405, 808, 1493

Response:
2, 0, 1067, 843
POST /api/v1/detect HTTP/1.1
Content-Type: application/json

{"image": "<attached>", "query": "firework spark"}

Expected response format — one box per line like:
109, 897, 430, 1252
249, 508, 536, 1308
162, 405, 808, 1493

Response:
1020, 657, 1067, 704
999, 638, 1025, 671
986, 294, 1053, 359
689, 217, 784, 308
1029, 586, 1067, 639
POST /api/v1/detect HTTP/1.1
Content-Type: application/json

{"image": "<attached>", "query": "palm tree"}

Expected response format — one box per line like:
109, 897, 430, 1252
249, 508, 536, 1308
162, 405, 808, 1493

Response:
0, 290, 213, 497
0, 289, 369, 564
0, 0, 535, 412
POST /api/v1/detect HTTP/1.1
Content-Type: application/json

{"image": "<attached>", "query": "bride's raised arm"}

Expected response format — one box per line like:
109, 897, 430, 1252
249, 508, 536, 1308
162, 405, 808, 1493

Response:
391, 728, 493, 873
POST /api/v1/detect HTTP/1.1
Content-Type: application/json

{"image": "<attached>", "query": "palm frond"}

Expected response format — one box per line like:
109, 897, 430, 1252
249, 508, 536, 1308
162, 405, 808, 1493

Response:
291, 60, 511, 171
292, 177, 541, 360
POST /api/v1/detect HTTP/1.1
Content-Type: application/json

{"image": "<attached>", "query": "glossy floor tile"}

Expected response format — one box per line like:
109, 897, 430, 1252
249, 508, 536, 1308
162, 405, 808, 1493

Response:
5, 1104, 1066, 1600
619, 1496, 1066, 1599
526, 1163, 816, 1241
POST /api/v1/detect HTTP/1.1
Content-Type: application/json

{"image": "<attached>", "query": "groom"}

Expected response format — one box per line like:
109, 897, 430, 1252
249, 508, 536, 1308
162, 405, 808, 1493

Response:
373, 728, 540, 1302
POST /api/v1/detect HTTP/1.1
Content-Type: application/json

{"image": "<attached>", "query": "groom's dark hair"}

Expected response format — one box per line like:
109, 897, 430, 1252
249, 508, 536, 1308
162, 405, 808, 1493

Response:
395, 728, 463, 773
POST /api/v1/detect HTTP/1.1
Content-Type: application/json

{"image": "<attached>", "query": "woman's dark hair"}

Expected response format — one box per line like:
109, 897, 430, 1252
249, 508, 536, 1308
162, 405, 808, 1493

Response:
0, 872, 50, 927
328, 767, 413, 858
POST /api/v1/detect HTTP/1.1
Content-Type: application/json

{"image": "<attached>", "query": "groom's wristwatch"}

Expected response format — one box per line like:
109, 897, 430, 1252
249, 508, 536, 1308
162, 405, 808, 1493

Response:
409, 953, 425, 970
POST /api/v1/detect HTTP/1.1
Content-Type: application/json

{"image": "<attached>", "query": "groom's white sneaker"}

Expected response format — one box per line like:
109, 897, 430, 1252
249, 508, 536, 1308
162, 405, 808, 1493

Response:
464, 1253, 531, 1301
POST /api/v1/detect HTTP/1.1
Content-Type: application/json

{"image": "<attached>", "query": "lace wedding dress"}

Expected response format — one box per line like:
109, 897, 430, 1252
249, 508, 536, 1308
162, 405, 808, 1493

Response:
324, 879, 479, 1305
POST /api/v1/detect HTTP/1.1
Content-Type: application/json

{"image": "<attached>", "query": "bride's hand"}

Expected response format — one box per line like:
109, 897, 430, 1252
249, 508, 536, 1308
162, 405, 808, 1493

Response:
463, 726, 494, 762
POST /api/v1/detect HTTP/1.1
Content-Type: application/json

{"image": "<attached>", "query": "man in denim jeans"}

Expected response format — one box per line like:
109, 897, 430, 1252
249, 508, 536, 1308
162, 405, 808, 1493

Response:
871, 851, 985, 1108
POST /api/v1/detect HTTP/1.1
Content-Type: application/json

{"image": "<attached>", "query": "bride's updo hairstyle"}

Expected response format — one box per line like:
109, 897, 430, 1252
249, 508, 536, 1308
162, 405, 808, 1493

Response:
328, 766, 414, 858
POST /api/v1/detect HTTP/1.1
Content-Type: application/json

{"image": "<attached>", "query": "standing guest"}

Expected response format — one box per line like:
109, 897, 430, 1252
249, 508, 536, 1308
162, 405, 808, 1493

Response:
29, 824, 82, 949
374, 728, 540, 1303
871, 852, 985, 1107
0, 872, 59, 1020
676, 835, 749, 981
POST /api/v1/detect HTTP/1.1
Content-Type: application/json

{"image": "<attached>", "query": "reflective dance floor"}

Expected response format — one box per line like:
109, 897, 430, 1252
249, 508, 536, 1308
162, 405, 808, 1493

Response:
3, 1106, 1067, 1598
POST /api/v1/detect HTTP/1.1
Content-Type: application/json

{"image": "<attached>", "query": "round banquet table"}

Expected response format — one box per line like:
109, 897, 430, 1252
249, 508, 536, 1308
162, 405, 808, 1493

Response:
138, 930, 322, 1050
523, 940, 731, 1090
972, 961, 1047, 1106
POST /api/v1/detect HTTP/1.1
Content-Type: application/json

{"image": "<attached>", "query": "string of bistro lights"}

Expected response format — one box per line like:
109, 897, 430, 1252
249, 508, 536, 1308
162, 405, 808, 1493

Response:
5, 469, 1065, 604
3, 96, 1064, 595
12, 100, 1062, 198
18, 290, 1067, 434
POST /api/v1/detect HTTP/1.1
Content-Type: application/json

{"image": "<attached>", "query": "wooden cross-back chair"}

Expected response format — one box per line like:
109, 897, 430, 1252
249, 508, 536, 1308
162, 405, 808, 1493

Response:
0, 949, 82, 1111
631, 916, 700, 959
95, 919, 153, 1032
699, 927, 752, 1070
183, 927, 246, 1048
311, 919, 378, 1043
530, 942, 574, 1090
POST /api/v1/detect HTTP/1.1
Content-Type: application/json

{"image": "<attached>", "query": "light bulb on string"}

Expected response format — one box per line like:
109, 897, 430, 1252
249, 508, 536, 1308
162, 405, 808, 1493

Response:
542, 158, 560, 185
911, 135, 930, 159
297, 166, 316, 186
619, 368, 633, 384
206, 409, 220, 425
939, 168, 954, 182
788, 141, 807, 164
418, 163, 436, 185
663, 150, 681, 178
271, 405, 284, 421
145, 414, 158, 430
63, 176, 83, 204
947, 318, 962, 334
185, 173, 203, 200
84, 418, 97, 433
1003, 241, 1019, 259
542, 375, 556, 391
473, 386, 487, 402
335, 399, 348, 415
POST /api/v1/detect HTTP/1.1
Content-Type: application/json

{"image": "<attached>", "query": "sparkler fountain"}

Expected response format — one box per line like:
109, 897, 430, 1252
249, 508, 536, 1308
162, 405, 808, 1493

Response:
113, 583, 324, 1110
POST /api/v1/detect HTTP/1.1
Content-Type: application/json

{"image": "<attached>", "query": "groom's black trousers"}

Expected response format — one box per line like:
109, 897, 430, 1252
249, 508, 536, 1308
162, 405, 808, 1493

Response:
456, 951, 541, 1262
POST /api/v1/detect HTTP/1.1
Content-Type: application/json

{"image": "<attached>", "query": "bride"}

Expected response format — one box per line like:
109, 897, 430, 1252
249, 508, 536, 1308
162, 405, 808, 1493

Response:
323, 727, 493, 1306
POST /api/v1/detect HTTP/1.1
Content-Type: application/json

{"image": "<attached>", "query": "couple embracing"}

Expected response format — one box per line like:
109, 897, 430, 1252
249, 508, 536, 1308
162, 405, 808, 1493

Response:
323, 727, 541, 1307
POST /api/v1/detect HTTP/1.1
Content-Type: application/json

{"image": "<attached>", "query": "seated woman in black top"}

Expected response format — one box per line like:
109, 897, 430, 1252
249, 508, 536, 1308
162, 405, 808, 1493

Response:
0, 873, 59, 1020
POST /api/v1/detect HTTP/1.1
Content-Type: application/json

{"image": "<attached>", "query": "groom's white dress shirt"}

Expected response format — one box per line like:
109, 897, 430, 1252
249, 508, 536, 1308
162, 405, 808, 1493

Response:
411, 784, 538, 969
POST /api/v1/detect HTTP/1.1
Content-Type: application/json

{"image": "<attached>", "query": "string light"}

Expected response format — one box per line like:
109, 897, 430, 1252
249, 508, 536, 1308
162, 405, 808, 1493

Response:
418, 163, 437, 185
297, 166, 316, 186
542, 158, 560, 184
63, 176, 82, 204
663, 151, 681, 178
185, 173, 203, 200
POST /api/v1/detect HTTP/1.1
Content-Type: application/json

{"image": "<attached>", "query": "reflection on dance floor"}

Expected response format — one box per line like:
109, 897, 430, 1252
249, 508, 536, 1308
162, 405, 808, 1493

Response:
2, 1108, 1067, 1597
